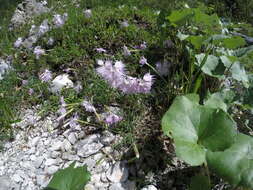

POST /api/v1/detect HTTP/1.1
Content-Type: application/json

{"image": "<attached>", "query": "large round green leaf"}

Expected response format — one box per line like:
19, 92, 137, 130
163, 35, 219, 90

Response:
207, 134, 253, 189
161, 94, 237, 166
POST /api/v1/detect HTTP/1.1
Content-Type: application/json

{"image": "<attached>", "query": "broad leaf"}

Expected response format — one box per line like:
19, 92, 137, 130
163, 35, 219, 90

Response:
230, 62, 249, 87
167, 9, 194, 27
162, 94, 237, 166
222, 36, 246, 49
195, 54, 221, 77
207, 134, 253, 189
186, 35, 206, 50
45, 162, 90, 190
205, 90, 235, 112
220, 56, 249, 87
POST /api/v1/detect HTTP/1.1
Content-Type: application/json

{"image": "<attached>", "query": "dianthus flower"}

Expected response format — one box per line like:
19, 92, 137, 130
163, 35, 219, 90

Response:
39, 69, 52, 82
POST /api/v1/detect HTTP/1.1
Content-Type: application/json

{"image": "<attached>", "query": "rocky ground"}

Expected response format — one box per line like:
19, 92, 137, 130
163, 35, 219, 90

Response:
0, 106, 158, 190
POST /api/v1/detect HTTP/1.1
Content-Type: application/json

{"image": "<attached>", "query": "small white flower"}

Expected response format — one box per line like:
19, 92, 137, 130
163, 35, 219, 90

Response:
95, 48, 107, 53
84, 9, 92, 18
47, 37, 54, 46
120, 20, 129, 28
41, 0, 47, 5
29, 25, 37, 35
123, 45, 131, 56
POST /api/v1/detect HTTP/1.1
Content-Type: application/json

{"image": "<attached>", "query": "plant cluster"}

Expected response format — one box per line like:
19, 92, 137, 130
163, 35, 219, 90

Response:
161, 6, 253, 189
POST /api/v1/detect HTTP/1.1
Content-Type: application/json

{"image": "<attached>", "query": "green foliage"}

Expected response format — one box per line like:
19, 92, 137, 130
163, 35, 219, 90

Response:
162, 94, 253, 189
45, 162, 91, 190
204, 90, 235, 112
167, 8, 221, 34
161, 94, 237, 166
207, 134, 253, 188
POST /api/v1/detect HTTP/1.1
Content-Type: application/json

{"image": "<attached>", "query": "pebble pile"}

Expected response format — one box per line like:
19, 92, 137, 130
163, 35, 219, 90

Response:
0, 107, 138, 190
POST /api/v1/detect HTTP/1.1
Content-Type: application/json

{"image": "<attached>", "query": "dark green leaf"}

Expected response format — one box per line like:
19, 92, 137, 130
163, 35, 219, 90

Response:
189, 175, 211, 190
45, 162, 90, 190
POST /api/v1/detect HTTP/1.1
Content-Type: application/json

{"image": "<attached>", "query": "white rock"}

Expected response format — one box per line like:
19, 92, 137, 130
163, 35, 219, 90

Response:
61, 139, 72, 152
12, 174, 22, 182
31, 136, 41, 147
45, 165, 59, 175
0, 176, 12, 190
76, 134, 103, 157
45, 158, 59, 166
34, 157, 44, 168
106, 161, 129, 183
141, 185, 158, 190
50, 140, 62, 151
68, 133, 77, 144
100, 131, 115, 145
62, 152, 80, 161
50, 74, 74, 93
85, 184, 96, 190
50, 151, 61, 158
36, 175, 48, 187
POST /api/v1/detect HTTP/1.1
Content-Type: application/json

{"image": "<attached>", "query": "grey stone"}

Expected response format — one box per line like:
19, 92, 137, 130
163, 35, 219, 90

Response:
45, 165, 59, 175
62, 152, 80, 161
50, 151, 61, 158
68, 132, 77, 144
61, 139, 72, 152
50, 140, 62, 151
100, 131, 115, 145
12, 173, 23, 182
76, 134, 103, 157
44, 158, 59, 166
0, 176, 13, 190
106, 161, 129, 183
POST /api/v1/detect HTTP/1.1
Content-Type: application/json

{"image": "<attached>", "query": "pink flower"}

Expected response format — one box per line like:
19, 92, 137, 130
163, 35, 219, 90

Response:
38, 19, 50, 36
34, 46, 45, 59
28, 88, 34, 95
82, 100, 96, 112
22, 80, 28, 86
53, 13, 68, 28
14, 37, 23, 48
139, 56, 148, 65
104, 113, 123, 125
39, 69, 52, 82
96, 60, 154, 94
68, 113, 80, 129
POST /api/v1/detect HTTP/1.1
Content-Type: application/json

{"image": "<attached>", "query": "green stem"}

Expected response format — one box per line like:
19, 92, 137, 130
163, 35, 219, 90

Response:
146, 63, 167, 83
